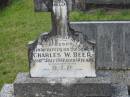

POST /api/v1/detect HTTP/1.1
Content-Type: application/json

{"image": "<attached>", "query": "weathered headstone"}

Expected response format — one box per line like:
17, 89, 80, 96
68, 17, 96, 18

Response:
29, 0, 96, 77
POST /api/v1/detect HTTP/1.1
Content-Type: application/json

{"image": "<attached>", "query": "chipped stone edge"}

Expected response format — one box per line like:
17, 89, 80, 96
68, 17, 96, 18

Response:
0, 84, 14, 97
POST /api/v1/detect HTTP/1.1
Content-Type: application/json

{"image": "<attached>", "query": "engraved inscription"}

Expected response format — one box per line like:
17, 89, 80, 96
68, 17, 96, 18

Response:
30, 36, 96, 77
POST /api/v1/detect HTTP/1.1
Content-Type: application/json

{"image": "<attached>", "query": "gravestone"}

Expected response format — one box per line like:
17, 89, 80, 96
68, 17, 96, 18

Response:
1, 0, 130, 97
29, 0, 96, 78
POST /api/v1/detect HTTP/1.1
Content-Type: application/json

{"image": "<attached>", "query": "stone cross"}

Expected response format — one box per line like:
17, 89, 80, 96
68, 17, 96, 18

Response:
34, 0, 85, 37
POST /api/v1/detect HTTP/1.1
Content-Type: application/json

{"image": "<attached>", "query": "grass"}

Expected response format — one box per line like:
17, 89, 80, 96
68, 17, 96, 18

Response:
0, 0, 130, 89
70, 9, 130, 21
0, 0, 51, 89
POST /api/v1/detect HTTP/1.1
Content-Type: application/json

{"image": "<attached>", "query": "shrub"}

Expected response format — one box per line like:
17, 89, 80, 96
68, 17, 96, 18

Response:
0, 0, 10, 9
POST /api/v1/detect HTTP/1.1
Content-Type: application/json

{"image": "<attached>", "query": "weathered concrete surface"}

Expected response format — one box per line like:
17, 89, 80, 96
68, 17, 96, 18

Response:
13, 71, 130, 97
14, 73, 112, 97
112, 83, 129, 97
1, 70, 130, 97
70, 21, 130, 70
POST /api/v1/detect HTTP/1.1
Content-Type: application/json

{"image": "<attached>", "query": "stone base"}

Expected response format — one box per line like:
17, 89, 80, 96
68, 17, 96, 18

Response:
1, 72, 130, 97
13, 73, 112, 97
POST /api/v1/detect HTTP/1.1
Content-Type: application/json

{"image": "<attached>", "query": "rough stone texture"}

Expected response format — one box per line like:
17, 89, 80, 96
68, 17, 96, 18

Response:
0, 84, 14, 97
1, 71, 130, 97
14, 73, 112, 97
70, 21, 130, 69
112, 83, 129, 97
12, 71, 130, 97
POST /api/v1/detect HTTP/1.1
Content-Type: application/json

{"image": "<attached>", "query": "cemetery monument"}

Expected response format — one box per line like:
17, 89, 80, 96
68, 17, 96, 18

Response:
30, 0, 96, 78
1, 0, 130, 97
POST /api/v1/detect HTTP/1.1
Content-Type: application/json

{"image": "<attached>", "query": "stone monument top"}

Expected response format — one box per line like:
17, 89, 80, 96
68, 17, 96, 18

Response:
28, 0, 96, 77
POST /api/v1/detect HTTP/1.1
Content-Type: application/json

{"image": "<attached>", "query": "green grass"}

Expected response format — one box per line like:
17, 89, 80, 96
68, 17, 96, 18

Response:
70, 9, 130, 21
0, 0, 51, 89
0, 0, 130, 89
